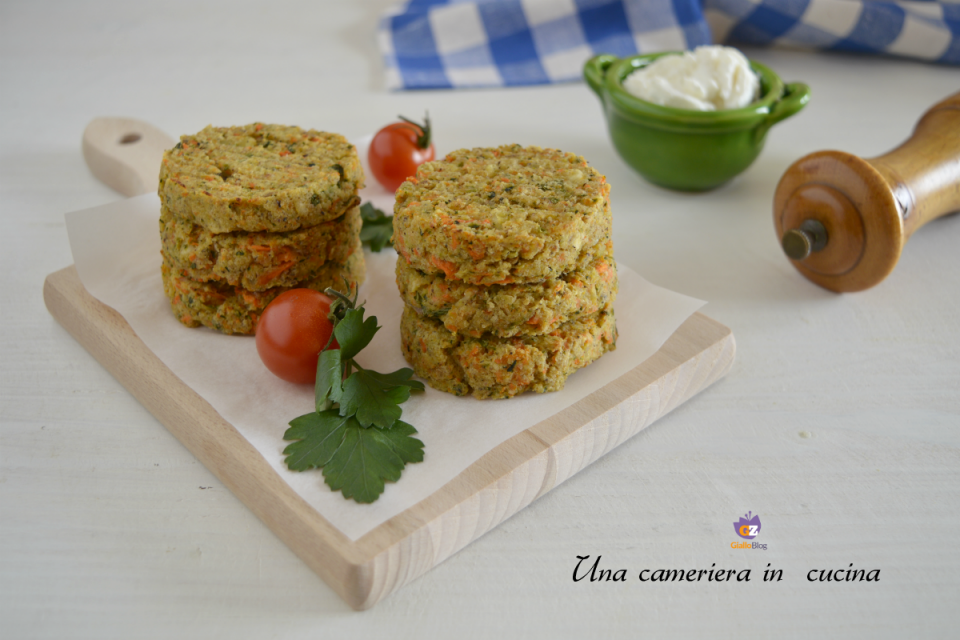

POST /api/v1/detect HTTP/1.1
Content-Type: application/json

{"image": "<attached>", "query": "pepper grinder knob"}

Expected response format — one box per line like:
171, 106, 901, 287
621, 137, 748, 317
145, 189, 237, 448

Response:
781, 219, 828, 261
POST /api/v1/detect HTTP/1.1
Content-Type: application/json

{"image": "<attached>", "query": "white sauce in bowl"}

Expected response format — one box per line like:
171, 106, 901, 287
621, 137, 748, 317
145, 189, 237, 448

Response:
622, 46, 760, 111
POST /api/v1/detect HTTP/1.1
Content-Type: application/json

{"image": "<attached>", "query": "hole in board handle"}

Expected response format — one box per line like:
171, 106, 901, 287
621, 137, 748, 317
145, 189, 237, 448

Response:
119, 133, 142, 144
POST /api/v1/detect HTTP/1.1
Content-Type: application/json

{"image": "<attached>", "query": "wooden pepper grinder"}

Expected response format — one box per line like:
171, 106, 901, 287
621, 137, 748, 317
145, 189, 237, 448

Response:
774, 91, 960, 292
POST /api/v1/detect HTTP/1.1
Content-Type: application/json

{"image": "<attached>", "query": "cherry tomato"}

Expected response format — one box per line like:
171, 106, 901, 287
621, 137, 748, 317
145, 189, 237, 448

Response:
368, 113, 435, 192
255, 289, 338, 384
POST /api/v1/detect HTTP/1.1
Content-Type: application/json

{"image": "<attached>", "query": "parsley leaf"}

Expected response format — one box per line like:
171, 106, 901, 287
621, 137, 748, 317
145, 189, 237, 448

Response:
339, 367, 423, 429
359, 202, 394, 252
282, 287, 425, 503
284, 413, 425, 503
283, 410, 349, 471
334, 307, 379, 361
321, 417, 425, 504
314, 349, 343, 412
380, 420, 425, 464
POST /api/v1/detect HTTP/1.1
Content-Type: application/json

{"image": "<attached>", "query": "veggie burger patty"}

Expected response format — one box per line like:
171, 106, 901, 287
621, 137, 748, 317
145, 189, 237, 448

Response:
396, 248, 617, 339
162, 251, 365, 336
400, 305, 617, 400
159, 123, 364, 234
392, 144, 612, 286
160, 205, 362, 291
395, 144, 618, 398
158, 123, 365, 334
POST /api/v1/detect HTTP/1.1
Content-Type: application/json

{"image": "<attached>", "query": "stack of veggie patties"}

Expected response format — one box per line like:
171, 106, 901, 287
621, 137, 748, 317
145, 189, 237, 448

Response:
158, 123, 366, 335
394, 144, 618, 399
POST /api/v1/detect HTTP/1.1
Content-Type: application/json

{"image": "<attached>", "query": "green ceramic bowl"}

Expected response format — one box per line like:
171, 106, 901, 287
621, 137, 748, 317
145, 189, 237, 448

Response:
584, 52, 810, 191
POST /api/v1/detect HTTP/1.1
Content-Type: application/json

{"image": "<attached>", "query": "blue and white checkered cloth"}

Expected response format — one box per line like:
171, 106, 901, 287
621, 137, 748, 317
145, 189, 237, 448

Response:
705, 0, 959, 62
378, 0, 959, 89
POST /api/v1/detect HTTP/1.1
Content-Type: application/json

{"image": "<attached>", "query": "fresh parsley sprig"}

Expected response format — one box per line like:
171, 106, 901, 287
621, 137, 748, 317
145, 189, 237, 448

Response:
359, 202, 394, 252
283, 287, 424, 503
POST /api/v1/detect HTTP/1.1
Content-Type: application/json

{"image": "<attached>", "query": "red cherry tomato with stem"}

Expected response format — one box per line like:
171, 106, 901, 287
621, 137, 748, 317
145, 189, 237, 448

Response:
255, 289, 338, 384
368, 112, 435, 192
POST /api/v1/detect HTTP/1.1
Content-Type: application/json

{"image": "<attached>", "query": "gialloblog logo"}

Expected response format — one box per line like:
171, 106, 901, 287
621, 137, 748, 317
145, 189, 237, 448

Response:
734, 511, 761, 539
731, 512, 766, 550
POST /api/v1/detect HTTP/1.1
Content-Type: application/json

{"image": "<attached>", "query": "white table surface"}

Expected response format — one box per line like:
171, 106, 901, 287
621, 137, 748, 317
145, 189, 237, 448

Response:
2, 1, 958, 637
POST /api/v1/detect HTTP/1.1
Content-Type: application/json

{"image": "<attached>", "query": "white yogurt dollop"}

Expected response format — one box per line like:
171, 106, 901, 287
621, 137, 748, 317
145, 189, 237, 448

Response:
622, 45, 759, 111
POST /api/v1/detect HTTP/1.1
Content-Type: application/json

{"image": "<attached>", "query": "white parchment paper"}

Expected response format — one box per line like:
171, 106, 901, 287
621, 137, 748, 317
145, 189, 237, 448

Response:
65, 192, 704, 541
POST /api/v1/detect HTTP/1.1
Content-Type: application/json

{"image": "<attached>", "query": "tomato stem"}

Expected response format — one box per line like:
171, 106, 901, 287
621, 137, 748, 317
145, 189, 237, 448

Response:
324, 285, 357, 309
398, 111, 431, 150
324, 284, 360, 326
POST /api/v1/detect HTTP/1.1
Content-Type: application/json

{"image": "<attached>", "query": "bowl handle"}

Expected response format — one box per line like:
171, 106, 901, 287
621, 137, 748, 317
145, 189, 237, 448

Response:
756, 82, 811, 140
584, 55, 620, 99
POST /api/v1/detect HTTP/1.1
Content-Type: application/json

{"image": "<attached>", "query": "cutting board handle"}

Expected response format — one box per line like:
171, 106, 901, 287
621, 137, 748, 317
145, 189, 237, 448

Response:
82, 117, 175, 197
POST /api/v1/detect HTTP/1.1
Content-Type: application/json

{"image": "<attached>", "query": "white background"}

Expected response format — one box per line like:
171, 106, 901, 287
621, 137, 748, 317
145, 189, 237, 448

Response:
2, 1, 958, 637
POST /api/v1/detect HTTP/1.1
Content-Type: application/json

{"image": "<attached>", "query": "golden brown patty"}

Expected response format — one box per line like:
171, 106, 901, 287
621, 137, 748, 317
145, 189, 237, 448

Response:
161, 251, 366, 335
396, 249, 617, 338
392, 144, 612, 285
400, 305, 617, 399
160, 205, 362, 291
158, 123, 364, 233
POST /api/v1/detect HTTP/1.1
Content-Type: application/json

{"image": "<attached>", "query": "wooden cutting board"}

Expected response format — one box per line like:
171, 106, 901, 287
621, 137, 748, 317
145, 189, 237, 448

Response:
45, 118, 736, 610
